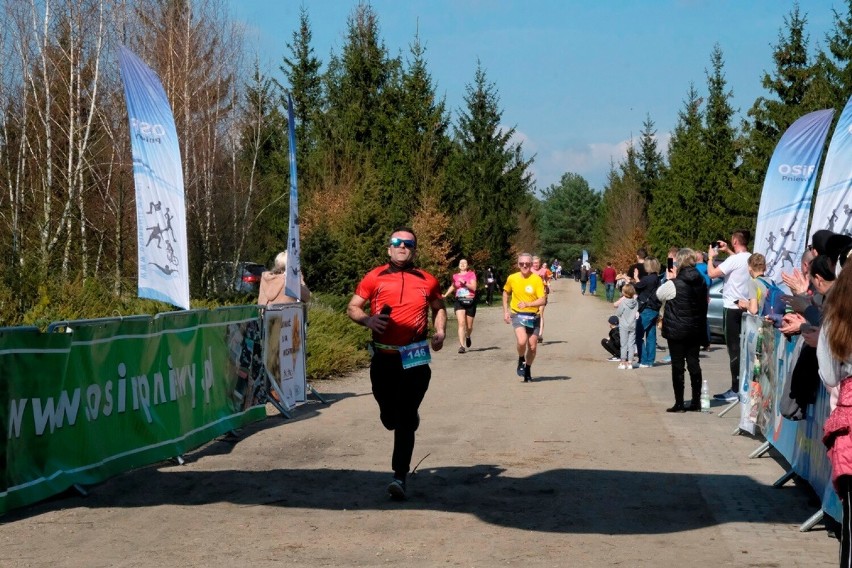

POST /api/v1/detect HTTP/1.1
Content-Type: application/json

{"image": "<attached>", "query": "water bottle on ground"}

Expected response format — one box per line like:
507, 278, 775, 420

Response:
700, 377, 710, 412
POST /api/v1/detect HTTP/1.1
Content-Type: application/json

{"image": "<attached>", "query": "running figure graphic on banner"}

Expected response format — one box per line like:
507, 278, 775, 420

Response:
765, 231, 777, 253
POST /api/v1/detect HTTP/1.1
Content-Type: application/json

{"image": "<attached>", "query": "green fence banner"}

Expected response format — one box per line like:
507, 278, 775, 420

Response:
0, 307, 267, 514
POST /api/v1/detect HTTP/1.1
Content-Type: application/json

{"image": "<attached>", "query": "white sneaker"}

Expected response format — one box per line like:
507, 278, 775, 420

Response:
624, 364, 634, 370
638, 364, 652, 368
617, 363, 627, 370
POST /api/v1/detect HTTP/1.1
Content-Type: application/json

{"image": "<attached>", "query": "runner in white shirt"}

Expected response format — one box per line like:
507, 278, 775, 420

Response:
707, 230, 752, 402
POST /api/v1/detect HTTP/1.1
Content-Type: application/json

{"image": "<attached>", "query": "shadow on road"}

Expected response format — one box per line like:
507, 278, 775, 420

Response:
529, 375, 571, 382
9, 462, 811, 535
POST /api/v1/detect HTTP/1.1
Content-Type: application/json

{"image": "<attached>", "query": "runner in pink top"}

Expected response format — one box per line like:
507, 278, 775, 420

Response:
444, 259, 478, 353
531, 256, 550, 342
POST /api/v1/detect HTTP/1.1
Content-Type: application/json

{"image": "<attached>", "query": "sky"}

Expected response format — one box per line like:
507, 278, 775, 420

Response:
231, 0, 839, 193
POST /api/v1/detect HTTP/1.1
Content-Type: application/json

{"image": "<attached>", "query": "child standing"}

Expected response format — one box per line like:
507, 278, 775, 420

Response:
615, 283, 639, 369
736, 253, 768, 315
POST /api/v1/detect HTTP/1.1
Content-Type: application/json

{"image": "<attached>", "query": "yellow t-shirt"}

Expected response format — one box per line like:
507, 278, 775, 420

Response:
503, 272, 545, 313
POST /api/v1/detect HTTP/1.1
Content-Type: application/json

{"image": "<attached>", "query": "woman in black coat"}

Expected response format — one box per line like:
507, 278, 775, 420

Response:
656, 248, 709, 412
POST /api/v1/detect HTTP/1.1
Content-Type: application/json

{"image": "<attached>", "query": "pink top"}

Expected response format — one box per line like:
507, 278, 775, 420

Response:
823, 378, 852, 491
453, 271, 476, 299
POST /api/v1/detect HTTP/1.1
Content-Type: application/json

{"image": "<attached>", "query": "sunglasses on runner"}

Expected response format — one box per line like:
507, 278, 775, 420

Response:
389, 237, 416, 248
518, 262, 532, 267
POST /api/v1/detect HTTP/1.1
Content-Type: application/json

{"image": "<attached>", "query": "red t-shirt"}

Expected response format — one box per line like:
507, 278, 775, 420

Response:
355, 264, 442, 346
602, 266, 617, 284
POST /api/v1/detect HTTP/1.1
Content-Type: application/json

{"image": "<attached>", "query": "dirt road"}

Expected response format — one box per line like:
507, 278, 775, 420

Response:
0, 279, 837, 567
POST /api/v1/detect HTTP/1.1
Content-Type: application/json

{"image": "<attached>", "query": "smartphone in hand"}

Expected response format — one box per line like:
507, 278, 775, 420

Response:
666, 258, 674, 271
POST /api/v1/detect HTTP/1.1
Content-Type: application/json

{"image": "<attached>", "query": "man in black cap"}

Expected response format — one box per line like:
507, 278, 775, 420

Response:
601, 315, 621, 361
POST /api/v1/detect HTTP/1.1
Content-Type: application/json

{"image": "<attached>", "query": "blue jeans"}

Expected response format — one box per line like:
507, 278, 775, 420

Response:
580, 281, 587, 294
636, 308, 659, 365
605, 283, 615, 303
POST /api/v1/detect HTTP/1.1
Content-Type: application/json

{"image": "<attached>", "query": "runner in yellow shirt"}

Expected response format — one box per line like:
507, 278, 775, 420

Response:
503, 253, 547, 382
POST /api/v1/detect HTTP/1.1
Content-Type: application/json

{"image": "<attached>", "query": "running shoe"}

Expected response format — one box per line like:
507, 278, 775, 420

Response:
387, 478, 406, 501
516, 360, 526, 377
458, 346, 466, 354
466, 337, 471, 348
607, 356, 620, 362
713, 389, 739, 402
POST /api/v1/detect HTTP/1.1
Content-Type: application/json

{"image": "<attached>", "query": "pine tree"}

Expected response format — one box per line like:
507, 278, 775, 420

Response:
636, 115, 665, 219
703, 44, 740, 238
649, 84, 706, 256
447, 61, 535, 266
538, 173, 600, 263
374, 33, 451, 229
737, 5, 817, 233
280, 6, 323, 192
302, 4, 401, 294
823, 0, 852, 104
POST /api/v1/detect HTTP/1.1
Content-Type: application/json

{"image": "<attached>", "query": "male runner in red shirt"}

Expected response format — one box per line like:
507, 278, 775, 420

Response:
347, 227, 447, 500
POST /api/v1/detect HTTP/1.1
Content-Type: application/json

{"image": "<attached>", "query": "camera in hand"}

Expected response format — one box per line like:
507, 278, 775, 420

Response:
710, 240, 720, 249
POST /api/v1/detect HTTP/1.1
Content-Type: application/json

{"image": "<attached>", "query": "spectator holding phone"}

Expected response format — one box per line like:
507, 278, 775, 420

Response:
633, 257, 662, 368
707, 230, 752, 402
656, 248, 708, 412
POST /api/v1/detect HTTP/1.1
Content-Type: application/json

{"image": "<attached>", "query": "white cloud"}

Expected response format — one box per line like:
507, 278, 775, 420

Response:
500, 125, 536, 152
531, 132, 672, 192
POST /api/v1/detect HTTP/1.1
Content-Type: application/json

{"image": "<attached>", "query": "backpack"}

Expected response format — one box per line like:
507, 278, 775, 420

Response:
757, 277, 786, 327
580, 267, 589, 282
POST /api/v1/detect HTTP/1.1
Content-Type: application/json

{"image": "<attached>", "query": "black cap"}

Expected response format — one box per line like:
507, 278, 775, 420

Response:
811, 229, 836, 256
827, 233, 852, 264
608, 316, 618, 325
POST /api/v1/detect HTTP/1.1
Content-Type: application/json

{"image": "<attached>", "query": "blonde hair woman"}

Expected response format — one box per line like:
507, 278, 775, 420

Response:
257, 251, 311, 306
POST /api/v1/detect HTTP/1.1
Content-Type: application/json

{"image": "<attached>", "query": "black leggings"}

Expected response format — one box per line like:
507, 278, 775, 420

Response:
841, 476, 852, 568
370, 353, 431, 479
724, 308, 744, 392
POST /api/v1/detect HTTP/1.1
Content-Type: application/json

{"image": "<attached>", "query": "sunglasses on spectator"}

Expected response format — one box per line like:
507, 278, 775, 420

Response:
518, 262, 532, 267
389, 237, 416, 248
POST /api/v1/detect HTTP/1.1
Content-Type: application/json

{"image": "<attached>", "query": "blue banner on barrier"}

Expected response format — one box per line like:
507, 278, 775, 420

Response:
740, 314, 841, 522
